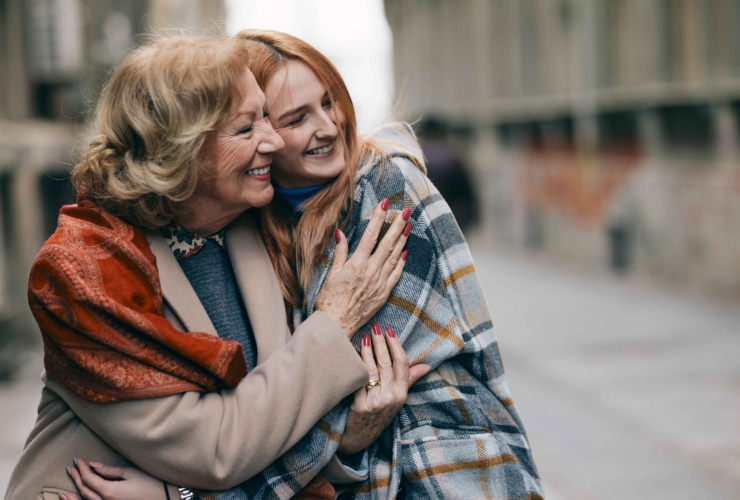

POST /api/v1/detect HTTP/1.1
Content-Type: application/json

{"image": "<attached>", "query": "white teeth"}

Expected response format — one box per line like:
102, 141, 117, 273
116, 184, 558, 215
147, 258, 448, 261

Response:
245, 166, 270, 176
306, 141, 335, 155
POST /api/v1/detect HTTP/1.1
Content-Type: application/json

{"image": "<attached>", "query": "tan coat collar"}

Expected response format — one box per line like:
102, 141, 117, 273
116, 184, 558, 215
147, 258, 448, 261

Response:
224, 212, 290, 364
147, 212, 289, 365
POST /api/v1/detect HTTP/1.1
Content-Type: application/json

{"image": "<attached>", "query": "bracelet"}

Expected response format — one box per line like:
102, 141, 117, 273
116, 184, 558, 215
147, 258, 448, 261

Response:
163, 481, 171, 500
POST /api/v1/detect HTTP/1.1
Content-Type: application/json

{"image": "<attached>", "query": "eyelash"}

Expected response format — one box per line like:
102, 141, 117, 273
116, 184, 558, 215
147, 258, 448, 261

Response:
238, 126, 252, 135
287, 101, 333, 127
288, 115, 305, 127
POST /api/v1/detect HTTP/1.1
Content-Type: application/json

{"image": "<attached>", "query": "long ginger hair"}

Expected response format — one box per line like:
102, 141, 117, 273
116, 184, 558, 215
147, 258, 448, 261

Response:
236, 30, 391, 307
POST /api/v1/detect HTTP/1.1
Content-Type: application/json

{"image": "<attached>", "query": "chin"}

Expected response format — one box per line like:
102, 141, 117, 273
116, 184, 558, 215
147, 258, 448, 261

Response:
244, 185, 275, 209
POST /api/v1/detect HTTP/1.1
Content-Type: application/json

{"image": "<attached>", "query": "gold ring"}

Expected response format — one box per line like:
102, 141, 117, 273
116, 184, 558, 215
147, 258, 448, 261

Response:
365, 379, 381, 391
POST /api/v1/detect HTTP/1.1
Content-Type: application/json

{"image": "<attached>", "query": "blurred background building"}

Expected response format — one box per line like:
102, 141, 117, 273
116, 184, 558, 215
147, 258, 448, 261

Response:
0, 0, 225, 373
386, 0, 740, 296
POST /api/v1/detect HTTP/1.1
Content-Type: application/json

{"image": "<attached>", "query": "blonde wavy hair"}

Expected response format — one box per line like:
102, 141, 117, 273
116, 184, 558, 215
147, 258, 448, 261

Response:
236, 30, 422, 307
72, 35, 253, 228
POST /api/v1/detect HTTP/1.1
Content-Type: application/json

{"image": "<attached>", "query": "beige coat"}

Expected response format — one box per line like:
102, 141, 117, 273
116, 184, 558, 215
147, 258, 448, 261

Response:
5, 213, 368, 500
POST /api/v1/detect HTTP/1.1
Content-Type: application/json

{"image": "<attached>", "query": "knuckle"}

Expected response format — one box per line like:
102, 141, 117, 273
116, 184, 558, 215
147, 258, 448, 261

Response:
379, 239, 394, 253
366, 227, 380, 241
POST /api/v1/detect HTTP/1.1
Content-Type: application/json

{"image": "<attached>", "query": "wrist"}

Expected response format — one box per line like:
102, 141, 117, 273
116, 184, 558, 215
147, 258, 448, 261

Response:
316, 309, 355, 339
165, 483, 180, 500
337, 436, 365, 456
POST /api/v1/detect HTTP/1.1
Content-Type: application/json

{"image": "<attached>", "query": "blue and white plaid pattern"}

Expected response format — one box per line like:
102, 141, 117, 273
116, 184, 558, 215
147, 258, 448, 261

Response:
204, 124, 543, 499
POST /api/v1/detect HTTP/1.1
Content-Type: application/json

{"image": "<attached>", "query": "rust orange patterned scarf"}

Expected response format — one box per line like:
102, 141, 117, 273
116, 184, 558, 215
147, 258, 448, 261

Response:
28, 198, 247, 403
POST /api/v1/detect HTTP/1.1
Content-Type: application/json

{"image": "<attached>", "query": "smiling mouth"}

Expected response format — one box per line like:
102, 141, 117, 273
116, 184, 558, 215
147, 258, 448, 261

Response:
245, 166, 270, 176
306, 141, 335, 155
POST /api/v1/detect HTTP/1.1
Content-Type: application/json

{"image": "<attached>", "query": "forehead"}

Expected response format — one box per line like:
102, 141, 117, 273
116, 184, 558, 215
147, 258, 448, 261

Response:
235, 68, 265, 113
264, 60, 326, 108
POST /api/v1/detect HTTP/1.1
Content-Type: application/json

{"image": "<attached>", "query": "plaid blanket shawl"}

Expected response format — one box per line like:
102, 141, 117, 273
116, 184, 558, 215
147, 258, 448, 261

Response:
209, 124, 543, 499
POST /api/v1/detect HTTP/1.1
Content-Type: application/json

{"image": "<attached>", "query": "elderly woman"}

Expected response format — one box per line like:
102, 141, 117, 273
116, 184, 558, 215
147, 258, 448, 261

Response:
4, 35, 423, 500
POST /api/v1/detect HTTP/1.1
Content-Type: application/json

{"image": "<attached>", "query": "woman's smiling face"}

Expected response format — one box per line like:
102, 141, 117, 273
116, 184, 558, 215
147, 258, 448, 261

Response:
264, 61, 347, 189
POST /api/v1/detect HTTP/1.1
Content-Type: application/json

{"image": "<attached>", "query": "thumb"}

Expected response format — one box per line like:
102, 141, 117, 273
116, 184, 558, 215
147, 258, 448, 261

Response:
89, 463, 127, 480
408, 364, 431, 386
331, 228, 348, 272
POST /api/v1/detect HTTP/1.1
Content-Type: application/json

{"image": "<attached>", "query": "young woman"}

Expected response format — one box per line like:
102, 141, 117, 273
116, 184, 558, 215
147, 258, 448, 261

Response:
68, 31, 544, 499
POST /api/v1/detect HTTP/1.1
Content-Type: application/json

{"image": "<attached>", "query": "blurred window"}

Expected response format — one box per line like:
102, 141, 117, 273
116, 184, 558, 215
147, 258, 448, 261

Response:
498, 122, 541, 149
732, 101, 740, 143
659, 104, 714, 152
39, 174, 76, 240
25, 0, 85, 81
598, 111, 639, 151
539, 117, 574, 148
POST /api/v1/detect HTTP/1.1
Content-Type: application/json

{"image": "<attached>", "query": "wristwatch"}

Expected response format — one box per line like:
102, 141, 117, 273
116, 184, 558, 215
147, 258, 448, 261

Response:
178, 487, 195, 500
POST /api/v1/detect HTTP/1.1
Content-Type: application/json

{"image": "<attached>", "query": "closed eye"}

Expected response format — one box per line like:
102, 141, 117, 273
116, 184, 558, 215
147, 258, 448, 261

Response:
288, 115, 305, 126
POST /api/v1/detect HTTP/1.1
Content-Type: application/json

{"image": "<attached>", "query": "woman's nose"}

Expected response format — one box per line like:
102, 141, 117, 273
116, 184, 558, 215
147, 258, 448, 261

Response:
314, 109, 339, 139
257, 119, 285, 154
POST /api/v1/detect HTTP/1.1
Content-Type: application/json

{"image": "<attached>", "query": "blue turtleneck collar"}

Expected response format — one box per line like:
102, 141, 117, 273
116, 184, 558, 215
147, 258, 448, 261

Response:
273, 182, 329, 212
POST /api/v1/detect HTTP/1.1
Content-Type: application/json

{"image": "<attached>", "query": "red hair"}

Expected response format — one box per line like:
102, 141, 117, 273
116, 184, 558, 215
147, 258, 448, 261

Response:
236, 30, 389, 306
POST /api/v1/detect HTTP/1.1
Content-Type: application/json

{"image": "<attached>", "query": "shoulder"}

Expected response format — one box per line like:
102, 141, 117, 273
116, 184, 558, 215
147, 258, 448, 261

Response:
365, 122, 424, 162
356, 123, 430, 200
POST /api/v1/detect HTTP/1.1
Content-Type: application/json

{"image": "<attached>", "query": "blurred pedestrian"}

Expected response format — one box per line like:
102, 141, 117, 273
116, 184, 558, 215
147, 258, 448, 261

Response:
417, 116, 479, 234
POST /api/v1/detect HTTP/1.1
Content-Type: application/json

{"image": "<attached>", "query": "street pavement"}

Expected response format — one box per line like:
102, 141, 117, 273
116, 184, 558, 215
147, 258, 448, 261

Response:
474, 250, 740, 499
1, 249, 739, 498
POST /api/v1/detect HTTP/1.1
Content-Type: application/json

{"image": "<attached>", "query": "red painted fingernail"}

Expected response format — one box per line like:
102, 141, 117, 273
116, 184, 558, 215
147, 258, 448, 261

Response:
372, 322, 382, 335
363, 334, 370, 346
403, 223, 411, 237
381, 198, 390, 211
334, 228, 341, 244
386, 326, 396, 338
401, 208, 411, 221
401, 250, 408, 261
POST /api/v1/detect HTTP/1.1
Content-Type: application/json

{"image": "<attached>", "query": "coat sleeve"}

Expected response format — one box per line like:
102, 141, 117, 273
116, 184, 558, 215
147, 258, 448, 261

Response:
48, 310, 368, 491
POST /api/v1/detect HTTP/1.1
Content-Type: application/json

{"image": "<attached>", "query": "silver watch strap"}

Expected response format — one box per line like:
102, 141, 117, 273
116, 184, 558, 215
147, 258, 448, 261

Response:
178, 487, 194, 500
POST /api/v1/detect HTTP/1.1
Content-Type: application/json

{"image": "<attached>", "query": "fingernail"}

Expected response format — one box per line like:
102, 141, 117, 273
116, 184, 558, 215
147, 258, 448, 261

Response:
403, 223, 411, 237
60, 495, 68, 500
381, 198, 390, 211
66, 466, 72, 476
90, 462, 104, 469
363, 334, 370, 346
372, 322, 382, 336
73, 457, 78, 467
334, 228, 341, 244
401, 208, 411, 221
386, 326, 396, 338
401, 250, 408, 261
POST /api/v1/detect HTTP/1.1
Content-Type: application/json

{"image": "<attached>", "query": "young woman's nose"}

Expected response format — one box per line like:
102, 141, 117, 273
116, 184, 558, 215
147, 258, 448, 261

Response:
314, 109, 339, 140
256, 118, 285, 154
